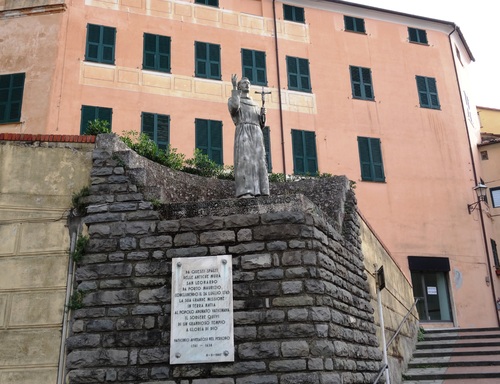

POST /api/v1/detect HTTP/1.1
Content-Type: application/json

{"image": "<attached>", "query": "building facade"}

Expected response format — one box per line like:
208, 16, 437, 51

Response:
1, 0, 498, 328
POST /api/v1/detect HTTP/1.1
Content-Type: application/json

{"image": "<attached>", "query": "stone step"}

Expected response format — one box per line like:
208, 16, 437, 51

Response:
403, 328, 500, 383
403, 365, 500, 381
416, 340, 500, 349
423, 327, 500, 334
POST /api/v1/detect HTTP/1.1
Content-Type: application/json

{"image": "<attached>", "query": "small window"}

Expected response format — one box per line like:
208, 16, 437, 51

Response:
241, 49, 267, 86
195, 42, 221, 80
0, 73, 25, 123
408, 27, 428, 44
195, 0, 218, 6
491, 239, 500, 268
291, 129, 318, 175
141, 112, 170, 150
416, 76, 440, 110
491, 188, 500, 208
143, 33, 171, 73
262, 126, 272, 172
85, 24, 116, 64
344, 15, 365, 33
195, 118, 223, 165
80, 105, 112, 134
283, 4, 305, 23
286, 56, 311, 92
481, 151, 489, 161
357, 137, 385, 182
350, 66, 374, 100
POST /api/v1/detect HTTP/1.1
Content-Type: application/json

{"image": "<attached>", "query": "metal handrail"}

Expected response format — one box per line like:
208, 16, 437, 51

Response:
387, 298, 419, 348
372, 364, 388, 384
372, 298, 420, 384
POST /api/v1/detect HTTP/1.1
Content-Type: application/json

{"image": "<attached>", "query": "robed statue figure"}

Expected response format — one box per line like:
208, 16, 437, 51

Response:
228, 74, 270, 198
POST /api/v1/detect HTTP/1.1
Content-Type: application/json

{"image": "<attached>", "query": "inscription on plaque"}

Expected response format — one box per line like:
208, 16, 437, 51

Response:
170, 255, 234, 364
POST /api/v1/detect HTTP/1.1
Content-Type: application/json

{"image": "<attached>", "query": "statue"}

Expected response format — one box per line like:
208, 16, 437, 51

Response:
228, 75, 270, 198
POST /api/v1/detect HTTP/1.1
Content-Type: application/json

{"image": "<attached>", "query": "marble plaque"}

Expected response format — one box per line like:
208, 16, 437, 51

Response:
170, 255, 234, 364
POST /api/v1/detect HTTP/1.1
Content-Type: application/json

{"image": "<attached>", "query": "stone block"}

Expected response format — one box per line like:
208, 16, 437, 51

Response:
235, 375, 278, 384
138, 287, 168, 303
237, 228, 253, 242
200, 230, 235, 245
210, 361, 266, 375
138, 347, 169, 364
256, 268, 284, 280
241, 254, 271, 269
282, 281, 303, 294
238, 341, 280, 359
174, 232, 198, 246
139, 235, 172, 249
229, 242, 265, 254
269, 358, 307, 371
83, 290, 136, 306
166, 247, 208, 258
66, 334, 101, 350
281, 340, 309, 357
281, 372, 319, 384
66, 349, 129, 368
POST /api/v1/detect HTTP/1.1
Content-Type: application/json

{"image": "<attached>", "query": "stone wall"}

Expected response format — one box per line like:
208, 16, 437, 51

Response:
66, 135, 385, 383
0, 137, 94, 384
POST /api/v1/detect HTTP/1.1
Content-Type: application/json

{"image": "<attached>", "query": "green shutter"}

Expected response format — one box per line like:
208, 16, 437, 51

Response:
358, 137, 373, 180
492, 239, 500, 268
195, 118, 209, 155
86, 24, 115, 64
358, 137, 385, 182
262, 126, 272, 172
283, 4, 294, 21
292, 129, 317, 175
287, 56, 298, 89
0, 73, 25, 123
80, 105, 96, 134
292, 129, 305, 174
304, 131, 318, 174
416, 76, 440, 109
242, 49, 254, 79
156, 114, 170, 151
142, 112, 155, 140
287, 56, 310, 92
298, 58, 311, 91
195, 42, 207, 77
208, 44, 221, 79
209, 120, 223, 165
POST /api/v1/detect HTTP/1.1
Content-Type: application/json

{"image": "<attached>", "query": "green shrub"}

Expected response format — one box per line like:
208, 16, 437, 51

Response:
268, 173, 286, 182
67, 290, 84, 311
72, 186, 90, 215
120, 131, 185, 170
85, 119, 111, 135
72, 235, 89, 262
183, 149, 223, 178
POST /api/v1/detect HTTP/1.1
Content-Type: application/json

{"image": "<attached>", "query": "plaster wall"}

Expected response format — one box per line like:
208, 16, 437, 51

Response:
2, 0, 496, 327
0, 140, 93, 384
478, 107, 500, 135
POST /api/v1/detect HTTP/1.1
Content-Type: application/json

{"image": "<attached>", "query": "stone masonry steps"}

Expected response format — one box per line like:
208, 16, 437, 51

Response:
403, 327, 500, 382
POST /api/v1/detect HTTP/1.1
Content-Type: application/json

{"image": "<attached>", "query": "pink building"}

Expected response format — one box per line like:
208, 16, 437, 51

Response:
1, 0, 497, 328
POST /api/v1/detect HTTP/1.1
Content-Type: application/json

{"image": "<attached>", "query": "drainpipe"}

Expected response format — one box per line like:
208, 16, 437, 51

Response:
57, 211, 82, 384
272, 0, 287, 176
448, 27, 500, 327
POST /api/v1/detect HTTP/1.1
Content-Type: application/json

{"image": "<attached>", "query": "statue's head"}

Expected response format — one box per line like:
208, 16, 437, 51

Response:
237, 77, 251, 90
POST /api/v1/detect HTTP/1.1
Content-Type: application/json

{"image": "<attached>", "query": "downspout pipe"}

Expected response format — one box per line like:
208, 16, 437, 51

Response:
272, 0, 287, 176
448, 27, 500, 327
57, 211, 82, 384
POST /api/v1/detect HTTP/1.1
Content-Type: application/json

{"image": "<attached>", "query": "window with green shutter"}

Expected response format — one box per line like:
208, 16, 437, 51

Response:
357, 137, 385, 182
195, 0, 218, 6
0, 73, 25, 123
283, 4, 305, 23
291, 129, 318, 175
195, 42, 221, 80
80, 105, 113, 134
408, 27, 428, 44
262, 126, 272, 172
344, 16, 365, 33
195, 118, 223, 165
241, 49, 267, 86
416, 76, 440, 109
143, 33, 171, 73
141, 112, 170, 150
350, 66, 374, 100
85, 24, 116, 64
286, 56, 311, 92
491, 239, 500, 268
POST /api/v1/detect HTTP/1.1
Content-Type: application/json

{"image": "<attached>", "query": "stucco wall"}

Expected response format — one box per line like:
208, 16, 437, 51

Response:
0, 139, 93, 384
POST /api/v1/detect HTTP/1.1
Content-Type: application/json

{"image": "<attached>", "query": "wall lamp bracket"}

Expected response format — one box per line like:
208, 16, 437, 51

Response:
468, 183, 487, 214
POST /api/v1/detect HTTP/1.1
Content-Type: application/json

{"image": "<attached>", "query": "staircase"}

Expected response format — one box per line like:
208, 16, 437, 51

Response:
403, 327, 500, 383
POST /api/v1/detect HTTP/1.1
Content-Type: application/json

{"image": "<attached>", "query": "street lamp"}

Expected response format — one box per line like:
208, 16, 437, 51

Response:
467, 183, 488, 214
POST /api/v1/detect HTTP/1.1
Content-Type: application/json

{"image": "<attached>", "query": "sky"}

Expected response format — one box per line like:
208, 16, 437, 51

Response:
344, 0, 500, 109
